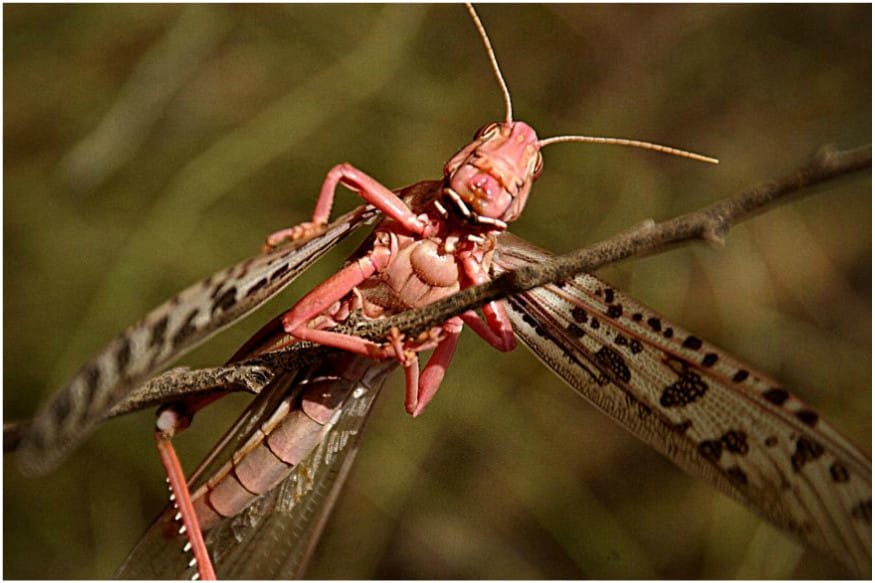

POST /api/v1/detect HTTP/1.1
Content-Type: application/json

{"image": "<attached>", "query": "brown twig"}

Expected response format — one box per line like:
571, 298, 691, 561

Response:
103, 345, 326, 419
363, 144, 870, 340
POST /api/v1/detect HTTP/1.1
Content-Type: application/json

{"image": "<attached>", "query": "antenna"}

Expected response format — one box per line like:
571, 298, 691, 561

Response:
465, 3, 513, 124
463, 5, 717, 166
538, 135, 719, 164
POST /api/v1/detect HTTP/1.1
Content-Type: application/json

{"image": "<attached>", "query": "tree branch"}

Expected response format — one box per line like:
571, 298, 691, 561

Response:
362, 144, 870, 340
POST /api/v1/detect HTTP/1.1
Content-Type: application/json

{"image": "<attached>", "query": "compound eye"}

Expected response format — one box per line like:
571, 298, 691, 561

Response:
531, 152, 544, 179
473, 122, 500, 140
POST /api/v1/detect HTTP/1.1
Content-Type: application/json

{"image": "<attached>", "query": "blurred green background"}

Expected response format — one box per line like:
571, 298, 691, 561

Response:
4, 4, 870, 579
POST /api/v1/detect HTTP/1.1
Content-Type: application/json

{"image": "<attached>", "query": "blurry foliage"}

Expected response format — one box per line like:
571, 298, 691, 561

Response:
3, 4, 870, 579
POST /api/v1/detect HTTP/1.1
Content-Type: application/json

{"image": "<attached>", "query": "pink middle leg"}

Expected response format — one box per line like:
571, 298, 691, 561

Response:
281, 248, 398, 359
460, 256, 516, 352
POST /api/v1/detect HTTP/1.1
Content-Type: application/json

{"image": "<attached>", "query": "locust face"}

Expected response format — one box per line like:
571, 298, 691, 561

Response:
442, 121, 544, 229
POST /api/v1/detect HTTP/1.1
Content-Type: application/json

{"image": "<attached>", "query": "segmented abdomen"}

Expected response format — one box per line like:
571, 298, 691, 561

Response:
191, 354, 390, 529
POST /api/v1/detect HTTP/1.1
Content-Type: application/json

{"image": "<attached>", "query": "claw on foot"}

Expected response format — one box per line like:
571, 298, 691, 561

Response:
384, 327, 417, 367
262, 221, 328, 252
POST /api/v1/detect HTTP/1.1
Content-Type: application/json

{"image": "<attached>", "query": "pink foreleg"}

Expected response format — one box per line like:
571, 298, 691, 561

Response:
266, 163, 430, 248
315, 164, 429, 234
410, 317, 464, 416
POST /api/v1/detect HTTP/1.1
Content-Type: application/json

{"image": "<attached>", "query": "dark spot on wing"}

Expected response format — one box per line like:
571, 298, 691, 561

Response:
698, 439, 722, 462
614, 334, 628, 346
149, 315, 169, 349
632, 312, 642, 322
570, 306, 587, 323
606, 304, 622, 319
589, 318, 600, 330
246, 277, 269, 298
721, 430, 749, 455
172, 309, 200, 349
51, 390, 73, 425
595, 347, 631, 383
674, 420, 692, 434
682, 335, 702, 350
82, 363, 101, 404
115, 337, 132, 374
790, 436, 824, 472
763, 388, 789, 406
211, 287, 237, 316
604, 288, 615, 303
732, 369, 749, 383
516, 308, 547, 339
270, 262, 292, 282
629, 339, 643, 354
660, 371, 708, 407
795, 410, 819, 427
701, 352, 718, 367
726, 466, 749, 486
647, 317, 661, 332
663, 327, 673, 339
566, 323, 585, 339
764, 435, 778, 447
830, 462, 850, 483
851, 499, 871, 524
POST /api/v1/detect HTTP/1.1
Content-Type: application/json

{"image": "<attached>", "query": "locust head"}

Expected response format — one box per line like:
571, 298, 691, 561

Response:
442, 121, 543, 229
439, 4, 717, 233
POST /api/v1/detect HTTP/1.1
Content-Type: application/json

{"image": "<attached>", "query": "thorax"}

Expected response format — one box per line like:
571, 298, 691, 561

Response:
355, 198, 497, 318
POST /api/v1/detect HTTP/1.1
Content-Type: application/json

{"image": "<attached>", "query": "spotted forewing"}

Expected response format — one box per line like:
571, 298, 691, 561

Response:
494, 232, 871, 576
16, 205, 380, 475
